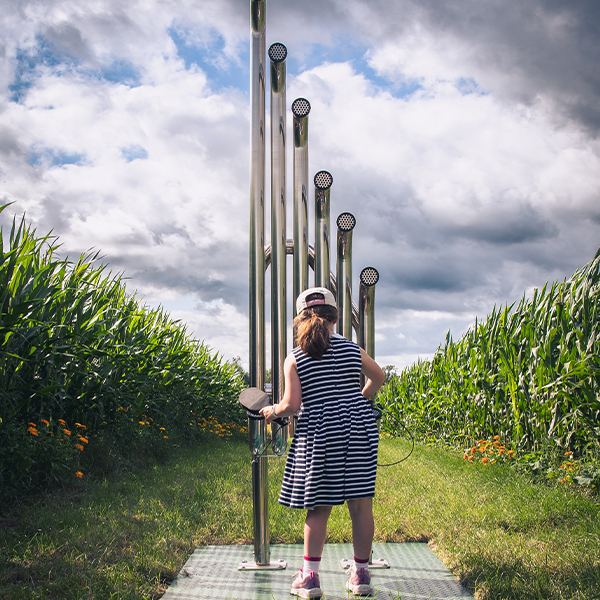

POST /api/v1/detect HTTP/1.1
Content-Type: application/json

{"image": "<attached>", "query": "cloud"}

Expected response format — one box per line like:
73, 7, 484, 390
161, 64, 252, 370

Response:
1, 0, 600, 373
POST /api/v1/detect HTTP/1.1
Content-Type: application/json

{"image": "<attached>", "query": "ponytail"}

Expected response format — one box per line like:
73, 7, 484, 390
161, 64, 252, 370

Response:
294, 305, 339, 360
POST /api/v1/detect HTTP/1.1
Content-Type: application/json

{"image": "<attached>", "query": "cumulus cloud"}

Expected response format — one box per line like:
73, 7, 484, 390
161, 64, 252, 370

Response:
1, 0, 600, 372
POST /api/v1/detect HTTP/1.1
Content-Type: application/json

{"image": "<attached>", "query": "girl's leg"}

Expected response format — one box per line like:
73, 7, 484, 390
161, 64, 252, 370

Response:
304, 505, 332, 558
346, 497, 374, 561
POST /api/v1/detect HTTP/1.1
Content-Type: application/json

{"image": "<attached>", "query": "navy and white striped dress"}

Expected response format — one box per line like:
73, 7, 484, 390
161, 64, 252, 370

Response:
278, 334, 379, 510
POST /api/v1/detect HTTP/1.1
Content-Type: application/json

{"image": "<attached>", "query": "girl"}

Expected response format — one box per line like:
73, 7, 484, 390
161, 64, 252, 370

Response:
260, 287, 385, 598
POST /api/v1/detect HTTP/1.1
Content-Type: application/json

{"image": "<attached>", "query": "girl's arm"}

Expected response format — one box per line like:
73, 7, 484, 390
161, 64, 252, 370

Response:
359, 347, 385, 400
259, 353, 302, 423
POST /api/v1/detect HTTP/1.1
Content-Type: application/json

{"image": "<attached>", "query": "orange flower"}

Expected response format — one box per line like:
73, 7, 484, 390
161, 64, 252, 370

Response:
470, 447, 477, 454
493, 435, 500, 440
76, 444, 84, 451
75, 423, 87, 429
78, 435, 88, 443
41, 419, 50, 425
63, 429, 71, 435
163, 435, 168, 439
75, 471, 83, 478
27, 426, 39, 436
58, 419, 66, 425
481, 457, 489, 464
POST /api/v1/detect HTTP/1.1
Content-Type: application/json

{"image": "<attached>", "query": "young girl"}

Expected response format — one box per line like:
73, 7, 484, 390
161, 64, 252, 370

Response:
260, 287, 385, 598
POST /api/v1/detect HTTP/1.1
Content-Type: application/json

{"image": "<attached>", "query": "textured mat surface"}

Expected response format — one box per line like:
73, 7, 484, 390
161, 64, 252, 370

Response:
161, 543, 473, 599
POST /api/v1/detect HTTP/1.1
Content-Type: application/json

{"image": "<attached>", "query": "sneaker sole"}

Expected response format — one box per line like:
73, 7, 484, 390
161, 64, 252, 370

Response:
290, 588, 322, 599
347, 583, 373, 596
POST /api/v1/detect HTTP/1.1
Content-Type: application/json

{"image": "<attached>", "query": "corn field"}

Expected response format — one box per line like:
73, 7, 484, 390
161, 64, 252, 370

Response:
0, 211, 244, 501
379, 249, 600, 456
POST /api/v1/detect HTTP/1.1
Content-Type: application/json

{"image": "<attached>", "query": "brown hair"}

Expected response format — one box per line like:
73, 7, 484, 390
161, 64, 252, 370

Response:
294, 304, 339, 360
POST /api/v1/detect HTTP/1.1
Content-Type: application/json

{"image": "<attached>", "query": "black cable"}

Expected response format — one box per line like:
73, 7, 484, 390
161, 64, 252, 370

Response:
375, 403, 415, 467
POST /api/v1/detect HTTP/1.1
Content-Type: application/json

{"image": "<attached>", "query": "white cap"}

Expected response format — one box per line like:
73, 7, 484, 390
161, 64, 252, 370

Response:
296, 287, 337, 313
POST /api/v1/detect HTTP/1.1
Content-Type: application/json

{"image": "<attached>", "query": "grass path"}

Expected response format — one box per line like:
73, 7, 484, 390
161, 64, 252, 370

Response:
1, 436, 598, 599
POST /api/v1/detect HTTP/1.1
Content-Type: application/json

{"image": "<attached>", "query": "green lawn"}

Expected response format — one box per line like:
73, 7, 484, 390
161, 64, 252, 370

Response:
1, 436, 598, 599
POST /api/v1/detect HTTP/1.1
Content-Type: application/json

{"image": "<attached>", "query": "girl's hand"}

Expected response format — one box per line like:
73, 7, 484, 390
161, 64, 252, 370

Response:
259, 405, 278, 423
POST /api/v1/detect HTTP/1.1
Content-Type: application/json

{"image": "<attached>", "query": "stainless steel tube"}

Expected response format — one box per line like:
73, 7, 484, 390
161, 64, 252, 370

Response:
336, 212, 356, 340
314, 171, 333, 290
249, 0, 266, 394
359, 266, 379, 357
269, 42, 288, 457
292, 98, 310, 322
249, 0, 268, 567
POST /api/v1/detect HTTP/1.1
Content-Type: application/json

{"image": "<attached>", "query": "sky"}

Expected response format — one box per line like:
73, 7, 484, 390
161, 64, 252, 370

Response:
1, 0, 600, 372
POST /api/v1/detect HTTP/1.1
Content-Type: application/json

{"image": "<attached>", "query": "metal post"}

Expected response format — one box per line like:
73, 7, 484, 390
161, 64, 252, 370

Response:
336, 212, 356, 340
292, 98, 311, 321
314, 171, 333, 291
269, 42, 288, 458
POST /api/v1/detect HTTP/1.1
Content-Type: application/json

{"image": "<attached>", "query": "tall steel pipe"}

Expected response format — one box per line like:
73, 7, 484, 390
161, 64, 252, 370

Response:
336, 212, 356, 340
359, 266, 379, 361
249, 0, 269, 568
269, 42, 288, 458
314, 171, 333, 291
292, 98, 311, 321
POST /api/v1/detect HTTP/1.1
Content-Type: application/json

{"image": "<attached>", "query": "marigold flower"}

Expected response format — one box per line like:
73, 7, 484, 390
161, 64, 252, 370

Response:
41, 419, 50, 425
78, 436, 88, 444
163, 435, 168, 439
493, 435, 500, 440
59, 419, 66, 425
28, 426, 39, 436
63, 429, 71, 435
471, 447, 477, 454
76, 444, 84, 451
481, 457, 489, 464
160, 427, 166, 431
75, 423, 87, 429
75, 471, 83, 478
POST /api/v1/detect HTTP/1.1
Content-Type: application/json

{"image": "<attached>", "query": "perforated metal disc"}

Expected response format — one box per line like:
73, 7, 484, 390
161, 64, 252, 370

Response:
337, 212, 356, 232
292, 98, 311, 117
268, 43, 287, 63
314, 170, 333, 190
360, 267, 379, 286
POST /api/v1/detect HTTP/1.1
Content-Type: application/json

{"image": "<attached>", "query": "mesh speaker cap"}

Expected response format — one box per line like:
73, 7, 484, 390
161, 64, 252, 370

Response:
292, 98, 311, 117
314, 170, 333, 190
268, 43, 287, 63
337, 212, 356, 232
360, 267, 379, 286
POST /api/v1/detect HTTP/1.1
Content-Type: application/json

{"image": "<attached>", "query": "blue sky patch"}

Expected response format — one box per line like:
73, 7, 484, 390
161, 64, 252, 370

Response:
288, 38, 423, 100
121, 145, 149, 162
29, 147, 86, 169
169, 27, 249, 93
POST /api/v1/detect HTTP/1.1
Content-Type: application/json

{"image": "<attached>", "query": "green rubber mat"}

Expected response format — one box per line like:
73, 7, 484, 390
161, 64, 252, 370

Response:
161, 543, 473, 599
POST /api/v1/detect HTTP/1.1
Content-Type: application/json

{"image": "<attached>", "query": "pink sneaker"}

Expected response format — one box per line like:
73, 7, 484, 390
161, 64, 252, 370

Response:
290, 569, 322, 598
346, 565, 372, 596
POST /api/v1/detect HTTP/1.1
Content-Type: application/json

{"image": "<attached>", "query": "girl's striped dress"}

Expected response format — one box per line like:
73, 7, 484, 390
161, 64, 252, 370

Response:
279, 333, 379, 509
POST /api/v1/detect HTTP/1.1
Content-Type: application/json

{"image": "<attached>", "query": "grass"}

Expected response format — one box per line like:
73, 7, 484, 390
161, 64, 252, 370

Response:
1, 436, 599, 600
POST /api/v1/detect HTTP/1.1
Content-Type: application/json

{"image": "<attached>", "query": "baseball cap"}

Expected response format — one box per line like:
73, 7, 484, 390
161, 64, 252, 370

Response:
296, 287, 337, 313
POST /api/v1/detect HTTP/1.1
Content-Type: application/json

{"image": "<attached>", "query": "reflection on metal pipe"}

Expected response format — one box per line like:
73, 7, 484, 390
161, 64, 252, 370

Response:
249, 0, 267, 567
314, 171, 333, 291
359, 267, 379, 391
269, 42, 288, 458
359, 266, 379, 357
336, 212, 356, 340
292, 98, 310, 323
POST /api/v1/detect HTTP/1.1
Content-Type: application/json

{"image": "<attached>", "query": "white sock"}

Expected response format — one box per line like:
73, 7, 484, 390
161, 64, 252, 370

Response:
303, 556, 321, 575
353, 556, 369, 573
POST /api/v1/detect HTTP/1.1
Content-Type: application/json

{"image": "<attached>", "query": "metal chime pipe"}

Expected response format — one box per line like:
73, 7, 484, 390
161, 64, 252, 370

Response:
336, 212, 356, 340
269, 42, 288, 458
292, 98, 310, 321
359, 267, 379, 388
249, 0, 268, 567
314, 171, 333, 290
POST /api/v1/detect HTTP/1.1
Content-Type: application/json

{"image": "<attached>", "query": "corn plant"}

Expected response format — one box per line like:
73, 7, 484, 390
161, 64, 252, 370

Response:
379, 248, 600, 458
0, 209, 245, 500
